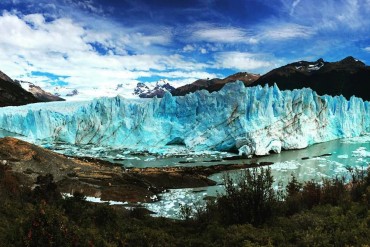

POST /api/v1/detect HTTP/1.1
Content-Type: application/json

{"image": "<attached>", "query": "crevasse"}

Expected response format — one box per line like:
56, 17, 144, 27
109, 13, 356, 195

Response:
0, 82, 369, 156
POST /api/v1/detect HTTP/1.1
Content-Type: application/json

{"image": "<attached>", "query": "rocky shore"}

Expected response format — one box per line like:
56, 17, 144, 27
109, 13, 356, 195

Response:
0, 137, 266, 204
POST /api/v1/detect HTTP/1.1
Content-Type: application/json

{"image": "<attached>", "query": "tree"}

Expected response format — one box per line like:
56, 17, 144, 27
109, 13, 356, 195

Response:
284, 174, 303, 215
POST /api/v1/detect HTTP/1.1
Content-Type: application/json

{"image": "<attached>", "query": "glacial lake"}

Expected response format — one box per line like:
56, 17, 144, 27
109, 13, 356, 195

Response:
43, 134, 370, 218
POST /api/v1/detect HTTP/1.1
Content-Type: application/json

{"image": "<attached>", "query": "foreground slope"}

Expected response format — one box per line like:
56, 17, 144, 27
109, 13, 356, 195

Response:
0, 82, 369, 156
0, 137, 215, 202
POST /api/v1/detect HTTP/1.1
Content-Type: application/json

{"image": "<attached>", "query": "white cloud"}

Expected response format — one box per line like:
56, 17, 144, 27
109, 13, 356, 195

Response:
23, 13, 45, 27
189, 24, 257, 44
194, 27, 246, 42
258, 23, 315, 40
290, 0, 302, 15
364, 47, 370, 52
182, 44, 195, 52
0, 12, 210, 99
284, 0, 369, 31
188, 22, 314, 45
213, 52, 273, 71
200, 48, 207, 54
154, 71, 218, 80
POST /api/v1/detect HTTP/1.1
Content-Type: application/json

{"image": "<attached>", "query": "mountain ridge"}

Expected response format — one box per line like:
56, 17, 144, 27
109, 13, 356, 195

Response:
251, 56, 370, 100
169, 56, 370, 100
16, 80, 65, 102
133, 79, 175, 98
171, 72, 260, 96
0, 71, 39, 107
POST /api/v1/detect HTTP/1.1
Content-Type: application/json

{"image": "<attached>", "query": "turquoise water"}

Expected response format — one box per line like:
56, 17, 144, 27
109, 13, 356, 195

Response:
42, 135, 370, 172
0, 129, 23, 138
144, 135, 370, 218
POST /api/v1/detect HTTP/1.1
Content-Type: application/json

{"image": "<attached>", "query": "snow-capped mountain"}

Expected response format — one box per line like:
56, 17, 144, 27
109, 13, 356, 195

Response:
133, 79, 175, 98
53, 86, 80, 99
0, 82, 368, 156
46, 80, 175, 101
252, 56, 370, 100
16, 80, 65, 102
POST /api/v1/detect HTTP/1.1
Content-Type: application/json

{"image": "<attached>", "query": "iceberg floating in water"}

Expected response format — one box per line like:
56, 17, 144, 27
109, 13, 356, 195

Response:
0, 81, 369, 156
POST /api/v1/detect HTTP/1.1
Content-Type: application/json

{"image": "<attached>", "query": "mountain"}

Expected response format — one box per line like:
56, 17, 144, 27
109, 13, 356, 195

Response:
251, 56, 370, 100
51, 86, 82, 99
47, 80, 175, 101
133, 79, 175, 98
171, 72, 260, 96
0, 70, 14, 83
16, 80, 65, 102
0, 82, 368, 156
0, 71, 39, 107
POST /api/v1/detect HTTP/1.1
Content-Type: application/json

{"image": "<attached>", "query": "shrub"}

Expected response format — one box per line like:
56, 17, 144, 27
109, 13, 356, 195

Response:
216, 167, 277, 226
321, 177, 346, 206
32, 174, 61, 203
301, 180, 321, 209
178, 203, 193, 221
23, 204, 78, 247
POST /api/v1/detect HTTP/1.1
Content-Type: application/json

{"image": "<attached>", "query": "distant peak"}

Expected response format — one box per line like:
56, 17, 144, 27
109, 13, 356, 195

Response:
338, 56, 365, 66
340, 56, 360, 63
0, 70, 14, 83
342, 56, 355, 61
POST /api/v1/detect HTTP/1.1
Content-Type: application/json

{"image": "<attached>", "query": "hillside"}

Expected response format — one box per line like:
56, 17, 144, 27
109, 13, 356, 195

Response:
171, 72, 260, 96
0, 74, 39, 107
16, 80, 65, 102
252, 56, 370, 100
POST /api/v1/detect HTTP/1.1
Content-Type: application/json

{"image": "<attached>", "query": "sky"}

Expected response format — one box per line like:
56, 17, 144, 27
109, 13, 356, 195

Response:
0, 0, 369, 96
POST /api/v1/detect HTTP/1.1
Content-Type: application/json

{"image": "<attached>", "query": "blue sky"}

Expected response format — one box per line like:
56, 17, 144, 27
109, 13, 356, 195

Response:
0, 0, 369, 92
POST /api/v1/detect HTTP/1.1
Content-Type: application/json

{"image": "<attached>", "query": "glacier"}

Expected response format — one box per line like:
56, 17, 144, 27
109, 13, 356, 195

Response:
0, 81, 369, 156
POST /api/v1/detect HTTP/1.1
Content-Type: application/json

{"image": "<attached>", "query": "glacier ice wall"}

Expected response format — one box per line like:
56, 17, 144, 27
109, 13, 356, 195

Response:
0, 82, 369, 156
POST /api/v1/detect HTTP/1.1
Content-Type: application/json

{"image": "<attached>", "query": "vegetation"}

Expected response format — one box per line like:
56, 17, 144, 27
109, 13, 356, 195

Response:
1, 163, 370, 246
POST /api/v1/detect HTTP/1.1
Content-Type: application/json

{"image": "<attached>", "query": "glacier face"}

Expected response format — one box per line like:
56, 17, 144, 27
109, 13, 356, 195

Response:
0, 81, 369, 156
